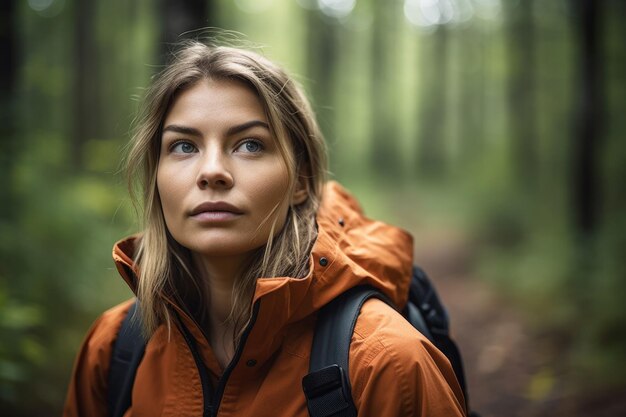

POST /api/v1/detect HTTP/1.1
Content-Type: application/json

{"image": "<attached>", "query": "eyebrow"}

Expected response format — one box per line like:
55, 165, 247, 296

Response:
226, 120, 270, 136
162, 120, 270, 137
162, 125, 202, 136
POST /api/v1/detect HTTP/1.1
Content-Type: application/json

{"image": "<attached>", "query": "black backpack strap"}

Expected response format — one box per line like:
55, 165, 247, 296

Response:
407, 266, 471, 413
107, 299, 146, 417
302, 286, 391, 417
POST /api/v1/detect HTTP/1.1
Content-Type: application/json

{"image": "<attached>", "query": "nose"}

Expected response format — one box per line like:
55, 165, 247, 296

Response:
196, 148, 234, 189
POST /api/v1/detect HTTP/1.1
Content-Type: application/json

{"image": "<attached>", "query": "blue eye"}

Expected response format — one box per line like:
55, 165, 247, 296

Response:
171, 141, 196, 154
237, 140, 263, 153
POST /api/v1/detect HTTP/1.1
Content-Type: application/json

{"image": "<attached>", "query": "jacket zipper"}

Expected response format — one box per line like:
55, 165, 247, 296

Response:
177, 318, 215, 416
206, 301, 260, 417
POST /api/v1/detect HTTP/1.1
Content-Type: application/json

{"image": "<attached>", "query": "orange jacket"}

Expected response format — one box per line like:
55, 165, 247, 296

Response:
64, 182, 467, 417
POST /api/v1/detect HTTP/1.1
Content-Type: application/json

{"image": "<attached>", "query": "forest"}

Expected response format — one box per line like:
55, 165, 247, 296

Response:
1, 0, 625, 416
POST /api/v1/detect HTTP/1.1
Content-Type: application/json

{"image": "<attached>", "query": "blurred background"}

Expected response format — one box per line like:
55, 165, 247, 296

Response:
1, 0, 625, 415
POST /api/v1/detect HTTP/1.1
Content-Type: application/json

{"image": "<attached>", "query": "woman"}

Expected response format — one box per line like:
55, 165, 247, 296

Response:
64, 41, 467, 417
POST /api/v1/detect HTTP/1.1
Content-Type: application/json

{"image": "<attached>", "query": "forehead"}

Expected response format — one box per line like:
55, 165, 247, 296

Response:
164, 79, 268, 127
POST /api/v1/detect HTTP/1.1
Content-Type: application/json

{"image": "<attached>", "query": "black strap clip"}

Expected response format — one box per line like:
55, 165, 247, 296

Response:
302, 365, 357, 417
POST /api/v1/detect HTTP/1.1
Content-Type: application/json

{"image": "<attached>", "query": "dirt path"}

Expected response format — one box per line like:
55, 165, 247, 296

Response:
413, 229, 626, 417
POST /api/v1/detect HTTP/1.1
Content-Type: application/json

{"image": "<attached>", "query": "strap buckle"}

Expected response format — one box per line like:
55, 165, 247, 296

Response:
302, 365, 356, 417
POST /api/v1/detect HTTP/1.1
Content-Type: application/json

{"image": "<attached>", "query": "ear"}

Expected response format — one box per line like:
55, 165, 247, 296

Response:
291, 174, 309, 206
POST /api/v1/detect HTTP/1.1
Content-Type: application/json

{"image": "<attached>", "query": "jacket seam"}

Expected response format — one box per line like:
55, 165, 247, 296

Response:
352, 317, 416, 415
378, 336, 416, 415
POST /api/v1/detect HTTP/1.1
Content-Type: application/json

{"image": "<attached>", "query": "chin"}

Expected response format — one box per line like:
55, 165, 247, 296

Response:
181, 237, 268, 259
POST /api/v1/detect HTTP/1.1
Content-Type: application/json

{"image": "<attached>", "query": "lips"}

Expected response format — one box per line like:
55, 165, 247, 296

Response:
190, 201, 244, 216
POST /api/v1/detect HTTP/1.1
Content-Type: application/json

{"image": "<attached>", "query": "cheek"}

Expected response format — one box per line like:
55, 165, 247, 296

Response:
156, 169, 167, 207
156, 165, 182, 219
254, 165, 292, 224
255, 163, 289, 203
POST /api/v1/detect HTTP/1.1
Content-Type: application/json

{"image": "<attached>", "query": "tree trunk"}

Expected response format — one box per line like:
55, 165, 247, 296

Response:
71, 0, 98, 171
505, 0, 537, 188
572, 0, 604, 237
369, 0, 402, 177
159, 0, 215, 63
0, 0, 16, 219
417, 24, 449, 177
305, 9, 339, 175
458, 25, 485, 166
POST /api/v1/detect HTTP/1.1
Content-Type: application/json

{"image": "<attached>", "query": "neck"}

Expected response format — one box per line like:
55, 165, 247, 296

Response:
192, 252, 254, 368
192, 253, 248, 324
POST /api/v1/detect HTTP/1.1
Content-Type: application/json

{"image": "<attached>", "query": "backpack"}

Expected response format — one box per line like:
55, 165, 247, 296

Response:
107, 266, 478, 417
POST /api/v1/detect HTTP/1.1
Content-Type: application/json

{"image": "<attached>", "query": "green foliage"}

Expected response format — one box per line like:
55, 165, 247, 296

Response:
475, 176, 626, 390
0, 130, 134, 414
572, 216, 626, 387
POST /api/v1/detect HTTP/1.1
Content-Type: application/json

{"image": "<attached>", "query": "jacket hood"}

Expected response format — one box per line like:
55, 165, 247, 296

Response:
112, 181, 413, 359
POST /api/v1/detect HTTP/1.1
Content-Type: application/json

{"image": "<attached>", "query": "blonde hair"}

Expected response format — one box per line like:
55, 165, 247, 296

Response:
125, 41, 327, 343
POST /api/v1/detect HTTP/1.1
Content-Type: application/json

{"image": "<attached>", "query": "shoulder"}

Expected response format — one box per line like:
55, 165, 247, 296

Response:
350, 297, 437, 364
83, 299, 136, 358
72, 299, 137, 387
348, 298, 467, 417
63, 299, 136, 417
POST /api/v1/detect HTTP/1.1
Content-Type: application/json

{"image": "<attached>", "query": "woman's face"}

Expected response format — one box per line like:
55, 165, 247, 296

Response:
157, 79, 298, 263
